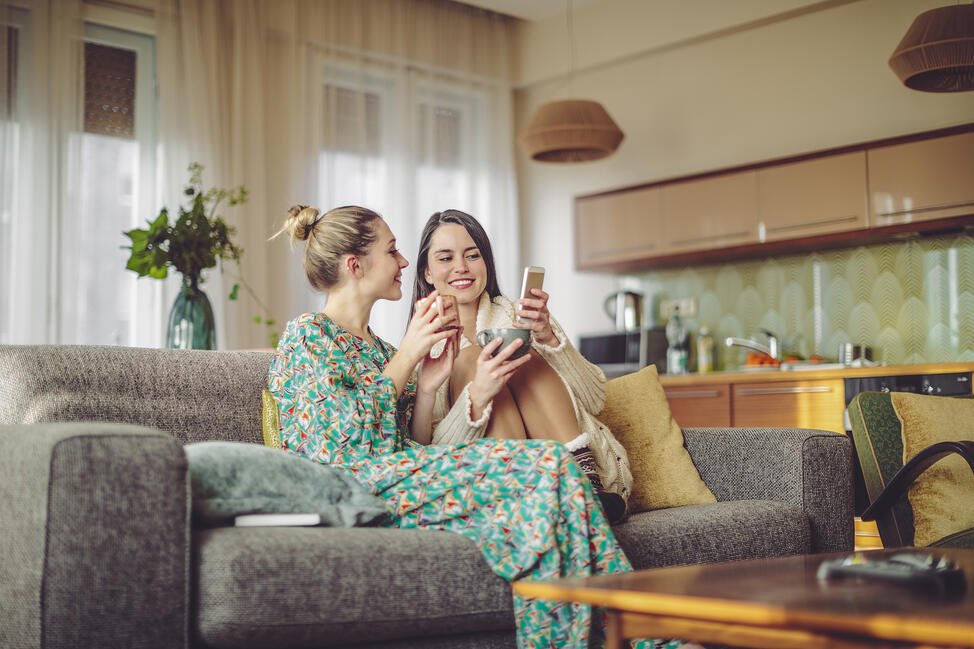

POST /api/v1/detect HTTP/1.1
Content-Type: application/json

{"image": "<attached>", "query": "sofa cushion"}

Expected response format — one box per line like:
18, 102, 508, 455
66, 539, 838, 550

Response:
890, 392, 974, 547
598, 365, 716, 513
0, 345, 275, 445
194, 527, 514, 648
186, 441, 389, 527
260, 389, 282, 449
612, 500, 810, 569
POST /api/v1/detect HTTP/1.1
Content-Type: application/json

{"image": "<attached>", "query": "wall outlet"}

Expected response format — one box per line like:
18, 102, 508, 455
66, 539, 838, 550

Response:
659, 297, 697, 319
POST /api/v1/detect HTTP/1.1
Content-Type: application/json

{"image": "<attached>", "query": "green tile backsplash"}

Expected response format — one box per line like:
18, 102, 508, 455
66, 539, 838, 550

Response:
638, 232, 974, 369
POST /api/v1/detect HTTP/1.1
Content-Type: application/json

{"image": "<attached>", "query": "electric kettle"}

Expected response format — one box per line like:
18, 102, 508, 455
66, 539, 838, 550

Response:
603, 291, 644, 331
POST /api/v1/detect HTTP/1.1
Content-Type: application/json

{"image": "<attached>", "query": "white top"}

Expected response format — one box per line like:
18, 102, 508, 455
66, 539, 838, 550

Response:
429, 293, 634, 500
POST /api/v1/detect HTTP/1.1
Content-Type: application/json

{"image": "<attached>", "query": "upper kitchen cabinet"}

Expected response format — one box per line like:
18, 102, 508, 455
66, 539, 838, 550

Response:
868, 131, 974, 226
575, 187, 663, 269
573, 124, 974, 272
661, 170, 758, 255
756, 151, 868, 242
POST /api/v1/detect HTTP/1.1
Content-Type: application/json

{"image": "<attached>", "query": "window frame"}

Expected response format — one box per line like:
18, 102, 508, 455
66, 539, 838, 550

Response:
73, 22, 160, 346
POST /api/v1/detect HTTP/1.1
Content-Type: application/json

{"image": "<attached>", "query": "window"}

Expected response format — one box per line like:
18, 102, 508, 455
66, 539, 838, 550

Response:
314, 62, 490, 339
413, 85, 485, 222
0, 14, 159, 346
60, 24, 158, 346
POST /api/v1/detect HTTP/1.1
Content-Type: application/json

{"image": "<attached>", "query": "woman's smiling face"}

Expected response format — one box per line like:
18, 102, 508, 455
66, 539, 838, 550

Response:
362, 218, 408, 301
423, 223, 488, 306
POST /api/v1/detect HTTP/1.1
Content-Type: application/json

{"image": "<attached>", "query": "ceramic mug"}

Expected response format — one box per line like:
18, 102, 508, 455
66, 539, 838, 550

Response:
476, 327, 531, 360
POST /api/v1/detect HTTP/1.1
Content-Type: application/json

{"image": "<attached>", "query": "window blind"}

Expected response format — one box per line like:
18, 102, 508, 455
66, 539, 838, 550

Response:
84, 41, 135, 138
2, 26, 15, 119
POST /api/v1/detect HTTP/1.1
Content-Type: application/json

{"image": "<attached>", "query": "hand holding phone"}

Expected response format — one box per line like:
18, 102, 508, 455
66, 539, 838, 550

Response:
518, 266, 545, 324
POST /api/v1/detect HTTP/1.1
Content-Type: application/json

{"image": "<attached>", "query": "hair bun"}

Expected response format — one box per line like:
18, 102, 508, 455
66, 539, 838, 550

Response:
276, 204, 321, 242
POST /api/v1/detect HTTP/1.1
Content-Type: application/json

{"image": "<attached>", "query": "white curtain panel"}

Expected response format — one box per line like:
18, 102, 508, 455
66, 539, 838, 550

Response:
0, 0, 84, 344
1, 0, 163, 347
155, 0, 519, 348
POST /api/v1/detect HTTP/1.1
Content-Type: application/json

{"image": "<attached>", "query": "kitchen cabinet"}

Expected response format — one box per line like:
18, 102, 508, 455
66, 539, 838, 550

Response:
661, 170, 758, 255
575, 187, 662, 269
868, 131, 974, 226
757, 151, 868, 242
732, 379, 845, 433
664, 383, 731, 428
574, 124, 974, 272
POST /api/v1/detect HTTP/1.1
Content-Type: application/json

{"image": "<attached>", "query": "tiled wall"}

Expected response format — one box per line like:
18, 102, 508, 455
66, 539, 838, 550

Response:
637, 232, 974, 369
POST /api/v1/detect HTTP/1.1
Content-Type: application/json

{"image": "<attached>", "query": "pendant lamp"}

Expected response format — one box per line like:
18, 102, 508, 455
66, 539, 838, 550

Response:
517, 0, 625, 162
519, 99, 624, 162
889, 2, 974, 92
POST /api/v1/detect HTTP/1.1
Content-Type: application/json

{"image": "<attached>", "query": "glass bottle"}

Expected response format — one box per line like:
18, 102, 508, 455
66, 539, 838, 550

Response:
696, 326, 714, 373
665, 305, 689, 375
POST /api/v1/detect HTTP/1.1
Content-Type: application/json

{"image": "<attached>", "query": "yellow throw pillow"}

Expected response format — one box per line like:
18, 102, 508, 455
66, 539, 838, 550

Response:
598, 365, 716, 513
890, 392, 974, 546
261, 389, 283, 450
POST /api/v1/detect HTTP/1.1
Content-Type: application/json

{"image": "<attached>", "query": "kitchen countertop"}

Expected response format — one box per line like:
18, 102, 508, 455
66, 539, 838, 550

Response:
658, 361, 974, 387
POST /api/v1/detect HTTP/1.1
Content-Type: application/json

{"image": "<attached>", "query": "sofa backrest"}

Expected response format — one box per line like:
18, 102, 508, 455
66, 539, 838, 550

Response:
0, 345, 275, 445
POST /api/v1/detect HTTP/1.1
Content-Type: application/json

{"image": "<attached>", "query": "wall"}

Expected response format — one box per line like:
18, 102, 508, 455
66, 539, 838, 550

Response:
512, 0, 974, 353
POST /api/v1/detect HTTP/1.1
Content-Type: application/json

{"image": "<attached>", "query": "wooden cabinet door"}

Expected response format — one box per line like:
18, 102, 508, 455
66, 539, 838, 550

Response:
575, 187, 662, 269
661, 170, 758, 254
732, 379, 845, 433
664, 384, 731, 428
757, 151, 868, 242
868, 131, 974, 226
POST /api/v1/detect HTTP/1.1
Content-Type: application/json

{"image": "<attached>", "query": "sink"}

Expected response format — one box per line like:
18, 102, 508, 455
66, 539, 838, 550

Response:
736, 365, 782, 372
779, 361, 846, 371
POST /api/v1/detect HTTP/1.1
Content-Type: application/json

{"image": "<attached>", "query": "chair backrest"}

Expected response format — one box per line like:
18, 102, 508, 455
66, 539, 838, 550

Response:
846, 391, 915, 547
0, 344, 276, 446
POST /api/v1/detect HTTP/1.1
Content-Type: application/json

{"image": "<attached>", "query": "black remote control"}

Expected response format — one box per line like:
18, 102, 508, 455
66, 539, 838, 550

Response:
817, 552, 966, 595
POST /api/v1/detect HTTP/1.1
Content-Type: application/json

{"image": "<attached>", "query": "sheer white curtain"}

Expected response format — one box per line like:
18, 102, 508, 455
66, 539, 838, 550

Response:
0, 0, 83, 344
0, 0, 162, 346
156, 0, 518, 347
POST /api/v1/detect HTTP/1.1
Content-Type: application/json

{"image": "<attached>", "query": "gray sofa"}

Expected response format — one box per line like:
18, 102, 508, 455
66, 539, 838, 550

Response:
0, 345, 854, 649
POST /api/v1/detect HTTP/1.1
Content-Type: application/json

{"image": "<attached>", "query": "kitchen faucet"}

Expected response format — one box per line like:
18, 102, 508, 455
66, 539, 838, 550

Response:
725, 329, 780, 360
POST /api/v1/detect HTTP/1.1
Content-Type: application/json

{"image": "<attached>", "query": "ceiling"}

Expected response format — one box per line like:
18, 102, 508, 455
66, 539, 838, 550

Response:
455, 0, 597, 22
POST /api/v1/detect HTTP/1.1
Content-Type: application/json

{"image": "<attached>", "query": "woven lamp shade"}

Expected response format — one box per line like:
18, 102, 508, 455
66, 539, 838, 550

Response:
519, 99, 624, 162
889, 3, 974, 92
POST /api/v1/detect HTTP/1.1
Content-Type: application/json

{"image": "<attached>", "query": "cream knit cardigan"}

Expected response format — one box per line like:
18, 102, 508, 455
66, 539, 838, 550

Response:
429, 293, 634, 500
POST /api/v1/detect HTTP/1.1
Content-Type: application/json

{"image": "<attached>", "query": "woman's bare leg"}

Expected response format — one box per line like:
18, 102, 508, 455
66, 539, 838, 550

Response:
505, 350, 580, 443
450, 345, 527, 440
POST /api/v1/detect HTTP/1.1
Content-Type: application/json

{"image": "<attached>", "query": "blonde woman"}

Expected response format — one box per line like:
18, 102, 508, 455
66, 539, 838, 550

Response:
266, 204, 685, 648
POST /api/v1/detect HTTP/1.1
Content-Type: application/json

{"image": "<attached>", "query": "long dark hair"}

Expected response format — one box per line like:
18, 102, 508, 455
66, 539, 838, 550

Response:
409, 209, 502, 320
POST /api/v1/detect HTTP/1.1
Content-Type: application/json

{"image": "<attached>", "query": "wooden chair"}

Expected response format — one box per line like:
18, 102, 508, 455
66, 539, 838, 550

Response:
847, 391, 974, 548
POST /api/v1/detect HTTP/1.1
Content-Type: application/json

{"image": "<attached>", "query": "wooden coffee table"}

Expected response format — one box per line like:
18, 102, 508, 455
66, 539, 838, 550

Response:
514, 550, 974, 648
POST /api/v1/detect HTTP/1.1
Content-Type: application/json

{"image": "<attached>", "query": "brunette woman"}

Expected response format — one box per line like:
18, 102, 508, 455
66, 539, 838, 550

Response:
409, 209, 631, 523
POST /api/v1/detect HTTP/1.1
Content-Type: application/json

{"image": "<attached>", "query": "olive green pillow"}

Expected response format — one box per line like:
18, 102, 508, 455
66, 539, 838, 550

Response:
890, 392, 974, 546
261, 389, 282, 450
598, 365, 716, 513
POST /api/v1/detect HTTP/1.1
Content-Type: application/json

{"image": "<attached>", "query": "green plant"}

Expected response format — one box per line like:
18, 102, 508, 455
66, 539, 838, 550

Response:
123, 162, 278, 346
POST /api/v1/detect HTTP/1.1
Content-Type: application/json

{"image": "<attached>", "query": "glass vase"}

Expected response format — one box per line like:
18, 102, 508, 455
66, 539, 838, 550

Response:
166, 277, 216, 350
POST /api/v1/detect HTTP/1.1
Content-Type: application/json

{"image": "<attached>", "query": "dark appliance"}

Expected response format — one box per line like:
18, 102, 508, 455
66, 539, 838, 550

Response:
578, 327, 668, 378
843, 371, 972, 514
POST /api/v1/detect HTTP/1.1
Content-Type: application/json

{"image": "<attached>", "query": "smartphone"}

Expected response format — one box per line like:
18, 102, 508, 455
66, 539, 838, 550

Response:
518, 266, 545, 323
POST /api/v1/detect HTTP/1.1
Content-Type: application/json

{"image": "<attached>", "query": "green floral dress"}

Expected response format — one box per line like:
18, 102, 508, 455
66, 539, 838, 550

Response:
267, 313, 678, 648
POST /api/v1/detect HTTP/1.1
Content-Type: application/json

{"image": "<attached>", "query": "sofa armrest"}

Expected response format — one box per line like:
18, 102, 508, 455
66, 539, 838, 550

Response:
682, 427, 853, 553
0, 422, 189, 649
